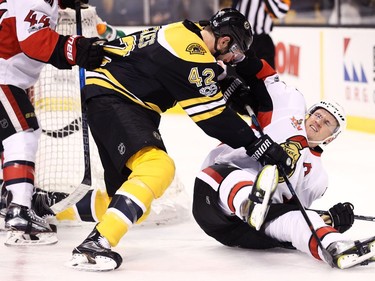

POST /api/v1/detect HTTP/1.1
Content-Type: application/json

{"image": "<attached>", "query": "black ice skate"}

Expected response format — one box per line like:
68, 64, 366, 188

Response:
4, 203, 58, 246
32, 188, 69, 218
326, 236, 375, 269
0, 181, 8, 218
66, 227, 123, 271
240, 165, 279, 230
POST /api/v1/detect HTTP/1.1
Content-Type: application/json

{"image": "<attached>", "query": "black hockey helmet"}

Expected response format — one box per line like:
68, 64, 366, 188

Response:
209, 8, 253, 54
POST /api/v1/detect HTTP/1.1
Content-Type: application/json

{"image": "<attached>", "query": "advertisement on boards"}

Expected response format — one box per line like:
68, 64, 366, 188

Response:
273, 26, 375, 133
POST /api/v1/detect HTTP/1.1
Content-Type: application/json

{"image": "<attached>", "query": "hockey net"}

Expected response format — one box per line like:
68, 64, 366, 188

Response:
29, 6, 190, 226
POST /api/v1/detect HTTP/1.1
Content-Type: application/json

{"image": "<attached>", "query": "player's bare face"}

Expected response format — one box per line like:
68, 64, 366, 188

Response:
305, 108, 339, 144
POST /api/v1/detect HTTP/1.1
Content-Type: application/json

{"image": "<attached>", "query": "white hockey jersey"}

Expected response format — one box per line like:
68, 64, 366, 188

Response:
202, 74, 328, 209
0, 0, 59, 89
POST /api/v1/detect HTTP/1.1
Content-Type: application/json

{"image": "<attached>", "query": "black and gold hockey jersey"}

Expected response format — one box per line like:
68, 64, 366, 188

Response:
84, 20, 257, 149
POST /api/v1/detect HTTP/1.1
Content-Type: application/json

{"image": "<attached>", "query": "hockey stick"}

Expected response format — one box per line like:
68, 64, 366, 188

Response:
42, 118, 81, 138
50, 1, 91, 213
244, 105, 334, 265
310, 209, 375, 222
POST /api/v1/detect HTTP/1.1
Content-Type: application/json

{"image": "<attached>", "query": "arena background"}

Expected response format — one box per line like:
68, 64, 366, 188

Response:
91, 0, 375, 134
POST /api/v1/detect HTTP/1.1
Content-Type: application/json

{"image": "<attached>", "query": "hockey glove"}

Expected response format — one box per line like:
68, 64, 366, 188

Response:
328, 202, 354, 233
220, 76, 255, 116
58, 0, 89, 9
64, 36, 106, 70
246, 134, 293, 174
235, 48, 276, 83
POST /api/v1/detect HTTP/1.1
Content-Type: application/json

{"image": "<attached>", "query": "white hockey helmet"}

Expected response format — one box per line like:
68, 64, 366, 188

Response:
306, 100, 347, 145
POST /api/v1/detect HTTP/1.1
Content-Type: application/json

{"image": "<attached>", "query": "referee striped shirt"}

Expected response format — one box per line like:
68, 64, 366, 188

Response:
233, 0, 291, 35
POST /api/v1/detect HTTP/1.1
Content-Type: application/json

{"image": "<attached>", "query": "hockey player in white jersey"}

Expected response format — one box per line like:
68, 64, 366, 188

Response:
0, 0, 105, 246
192, 57, 375, 269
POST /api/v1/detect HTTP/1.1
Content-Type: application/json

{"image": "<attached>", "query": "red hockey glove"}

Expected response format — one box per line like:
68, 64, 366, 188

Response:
58, 0, 89, 9
64, 36, 106, 70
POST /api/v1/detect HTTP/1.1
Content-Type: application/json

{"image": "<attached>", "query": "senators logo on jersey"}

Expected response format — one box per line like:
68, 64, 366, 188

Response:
279, 135, 309, 181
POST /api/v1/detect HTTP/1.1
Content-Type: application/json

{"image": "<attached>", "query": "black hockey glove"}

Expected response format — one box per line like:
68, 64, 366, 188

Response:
328, 202, 354, 233
220, 76, 255, 115
63, 35, 106, 70
58, 0, 89, 9
246, 134, 293, 174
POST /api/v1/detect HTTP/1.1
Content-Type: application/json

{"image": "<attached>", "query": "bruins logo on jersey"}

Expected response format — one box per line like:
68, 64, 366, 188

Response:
279, 135, 309, 182
186, 43, 206, 55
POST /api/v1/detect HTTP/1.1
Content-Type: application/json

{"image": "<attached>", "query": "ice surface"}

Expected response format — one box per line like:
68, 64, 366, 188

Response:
1, 114, 374, 280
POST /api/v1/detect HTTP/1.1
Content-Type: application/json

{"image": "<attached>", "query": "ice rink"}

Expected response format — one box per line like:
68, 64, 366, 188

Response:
1, 114, 375, 280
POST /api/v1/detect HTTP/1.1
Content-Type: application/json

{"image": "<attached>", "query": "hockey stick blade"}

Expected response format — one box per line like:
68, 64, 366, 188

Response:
42, 118, 81, 138
50, 183, 90, 214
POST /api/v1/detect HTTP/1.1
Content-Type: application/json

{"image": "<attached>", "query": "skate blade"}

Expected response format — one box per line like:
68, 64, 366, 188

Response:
251, 165, 278, 230
4, 231, 58, 246
338, 241, 375, 269
256, 165, 278, 194
65, 253, 118, 272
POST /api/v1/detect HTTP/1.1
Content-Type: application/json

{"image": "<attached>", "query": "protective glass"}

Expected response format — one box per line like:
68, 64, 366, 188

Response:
229, 43, 246, 64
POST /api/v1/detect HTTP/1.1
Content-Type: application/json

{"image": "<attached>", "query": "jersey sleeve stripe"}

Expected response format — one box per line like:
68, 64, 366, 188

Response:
20, 28, 59, 62
189, 105, 226, 123
183, 98, 226, 116
178, 92, 223, 108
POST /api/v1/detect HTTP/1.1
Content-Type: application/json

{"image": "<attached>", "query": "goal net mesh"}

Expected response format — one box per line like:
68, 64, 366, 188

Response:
30, 6, 190, 226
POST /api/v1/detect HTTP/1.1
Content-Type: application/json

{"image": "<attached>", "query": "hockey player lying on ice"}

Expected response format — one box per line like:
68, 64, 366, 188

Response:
191, 51, 375, 269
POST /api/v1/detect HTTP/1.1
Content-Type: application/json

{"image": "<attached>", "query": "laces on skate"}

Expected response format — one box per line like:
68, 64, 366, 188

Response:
66, 227, 123, 271
4, 203, 58, 246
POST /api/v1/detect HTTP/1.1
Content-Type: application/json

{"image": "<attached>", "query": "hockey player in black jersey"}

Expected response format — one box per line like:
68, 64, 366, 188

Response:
66, 8, 293, 271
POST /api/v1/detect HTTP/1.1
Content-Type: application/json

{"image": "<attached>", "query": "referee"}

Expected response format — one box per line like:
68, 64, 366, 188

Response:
232, 0, 291, 68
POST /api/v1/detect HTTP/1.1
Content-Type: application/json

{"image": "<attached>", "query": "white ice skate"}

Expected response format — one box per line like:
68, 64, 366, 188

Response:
327, 236, 375, 269
240, 164, 279, 230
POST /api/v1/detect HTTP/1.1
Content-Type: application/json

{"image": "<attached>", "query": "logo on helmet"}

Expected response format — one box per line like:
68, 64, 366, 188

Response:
244, 21, 251, 30
212, 20, 219, 28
